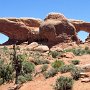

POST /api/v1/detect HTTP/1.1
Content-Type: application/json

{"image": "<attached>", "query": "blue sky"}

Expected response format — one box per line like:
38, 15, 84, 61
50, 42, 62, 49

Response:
0, 0, 90, 44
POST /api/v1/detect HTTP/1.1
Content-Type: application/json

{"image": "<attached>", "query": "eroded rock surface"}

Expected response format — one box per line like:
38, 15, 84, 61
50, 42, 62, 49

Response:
0, 12, 90, 45
39, 13, 79, 43
0, 18, 42, 44
85, 34, 90, 43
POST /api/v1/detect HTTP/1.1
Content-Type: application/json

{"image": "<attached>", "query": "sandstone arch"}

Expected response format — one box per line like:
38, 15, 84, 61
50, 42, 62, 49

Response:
0, 18, 42, 44
0, 13, 90, 45
69, 19, 90, 33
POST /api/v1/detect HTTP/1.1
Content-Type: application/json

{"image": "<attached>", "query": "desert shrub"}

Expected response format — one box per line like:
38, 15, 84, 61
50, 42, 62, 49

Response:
2, 46, 9, 54
87, 49, 90, 53
0, 78, 3, 85
72, 49, 85, 56
85, 46, 89, 50
18, 75, 27, 84
33, 59, 50, 65
50, 51, 60, 58
2, 46, 8, 51
68, 64, 76, 70
5, 64, 14, 81
0, 63, 14, 83
71, 60, 80, 65
58, 65, 71, 73
33, 51, 41, 58
41, 64, 48, 72
80, 46, 90, 54
18, 73, 32, 84
64, 48, 90, 56
63, 49, 73, 53
73, 49, 81, 56
70, 67, 81, 80
16, 46, 20, 50
58, 64, 76, 73
0, 59, 14, 84
15, 60, 34, 84
54, 76, 74, 90
0, 59, 4, 67
24, 73, 32, 81
43, 68, 57, 79
51, 60, 64, 70
17, 54, 28, 62
22, 61, 35, 74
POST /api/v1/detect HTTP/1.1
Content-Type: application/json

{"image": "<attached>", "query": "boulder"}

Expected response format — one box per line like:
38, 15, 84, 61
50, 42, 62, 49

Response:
34, 45, 49, 52
44, 12, 67, 21
27, 42, 39, 50
61, 52, 75, 58
81, 78, 90, 83
50, 47, 63, 52
80, 72, 89, 78
28, 57, 35, 62
81, 64, 90, 72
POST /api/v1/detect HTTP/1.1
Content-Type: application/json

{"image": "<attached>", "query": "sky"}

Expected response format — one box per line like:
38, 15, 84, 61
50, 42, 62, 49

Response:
0, 0, 90, 44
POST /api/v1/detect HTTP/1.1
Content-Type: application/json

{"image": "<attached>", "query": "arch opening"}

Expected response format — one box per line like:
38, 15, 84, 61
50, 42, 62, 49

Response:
77, 31, 89, 42
0, 33, 9, 44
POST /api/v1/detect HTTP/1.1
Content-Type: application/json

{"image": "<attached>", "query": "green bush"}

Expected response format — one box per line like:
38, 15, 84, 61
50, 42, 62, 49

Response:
24, 74, 32, 81
54, 76, 74, 90
64, 48, 90, 56
18, 75, 27, 84
41, 64, 48, 72
0, 78, 3, 85
58, 65, 71, 73
0, 59, 14, 84
50, 51, 60, 58
71, 60, 80, 65
59, 64, 81, 80
33, 59, 50, 65
17, 54, 28, 62
85, 46, 89, 50
17, 71, 33, 84
86, 49, 90, 54
43, 68, 57, 79
0, 63, 14, 83
2, 46, 8, 51
1, 46, 9, 54
70, 67, 81, 80
72, 49, 85, 56
51, 60, 64, 70
16, 46, 20, 50
0, 59, 4, 67
22, 61, 35, 74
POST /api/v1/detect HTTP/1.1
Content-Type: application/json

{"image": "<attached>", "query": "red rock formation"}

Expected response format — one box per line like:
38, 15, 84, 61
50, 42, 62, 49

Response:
85, 34, 90, 43
69, 19, 90, 33
44, 13, 67, 21
0, 18, 42, 44
39, 13, 79, 44
0, 12, 90, 45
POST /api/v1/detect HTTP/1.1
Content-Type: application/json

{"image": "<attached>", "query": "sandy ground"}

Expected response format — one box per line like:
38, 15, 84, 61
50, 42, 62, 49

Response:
0, 44, 90, 90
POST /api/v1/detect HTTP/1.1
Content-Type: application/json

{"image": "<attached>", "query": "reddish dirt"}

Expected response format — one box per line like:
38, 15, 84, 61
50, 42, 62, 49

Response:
0, 43, 90, 90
